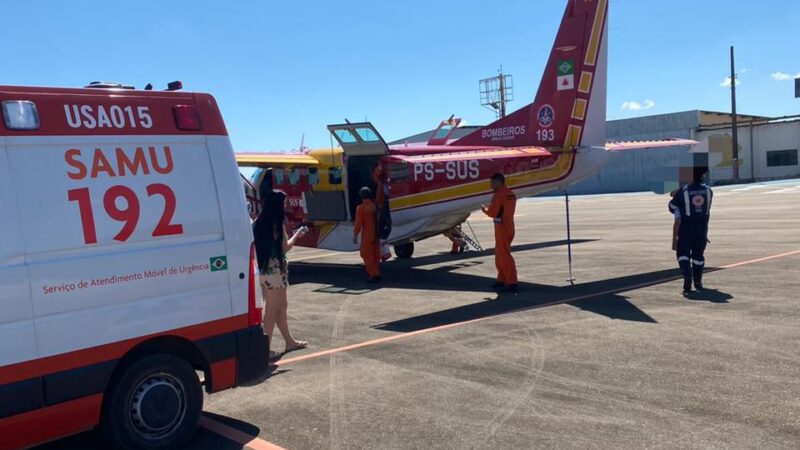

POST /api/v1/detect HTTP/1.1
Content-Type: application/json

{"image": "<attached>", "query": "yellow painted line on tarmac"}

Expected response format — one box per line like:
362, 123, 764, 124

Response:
199, 415, 286, 450
277, 248, 800, 367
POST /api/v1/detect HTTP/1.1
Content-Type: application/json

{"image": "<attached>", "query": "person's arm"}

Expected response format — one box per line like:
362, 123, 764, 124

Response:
672, 214, 681, 251
353, 206, 362, 244
482, 192, 502, 218
283, 227, 307, 253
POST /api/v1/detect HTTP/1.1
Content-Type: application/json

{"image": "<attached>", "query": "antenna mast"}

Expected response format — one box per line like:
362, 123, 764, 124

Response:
480, 67, 514, 118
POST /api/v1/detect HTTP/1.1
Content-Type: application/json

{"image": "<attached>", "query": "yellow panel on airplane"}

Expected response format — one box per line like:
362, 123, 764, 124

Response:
235, 152, 320, 167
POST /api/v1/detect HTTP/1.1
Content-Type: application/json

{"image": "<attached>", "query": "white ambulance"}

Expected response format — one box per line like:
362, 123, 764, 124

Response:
0, 83, 268, 449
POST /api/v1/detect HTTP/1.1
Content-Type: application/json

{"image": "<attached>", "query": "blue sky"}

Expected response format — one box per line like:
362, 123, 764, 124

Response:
2, 0, 798, 150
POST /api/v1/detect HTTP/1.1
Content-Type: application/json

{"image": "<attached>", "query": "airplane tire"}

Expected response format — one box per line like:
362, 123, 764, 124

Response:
394, 242, 414, 259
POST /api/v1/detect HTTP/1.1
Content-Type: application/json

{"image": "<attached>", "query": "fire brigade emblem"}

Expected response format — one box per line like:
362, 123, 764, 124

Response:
691, 195, 705, 207
538, 104, 555, 128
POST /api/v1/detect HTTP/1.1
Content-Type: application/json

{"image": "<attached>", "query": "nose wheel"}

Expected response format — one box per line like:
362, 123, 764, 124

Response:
393, 242, 415, 259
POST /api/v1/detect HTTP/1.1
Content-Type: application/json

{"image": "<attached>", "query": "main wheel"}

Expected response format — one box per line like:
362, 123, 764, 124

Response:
394, 242, 414, 259
101, 354, 203, 450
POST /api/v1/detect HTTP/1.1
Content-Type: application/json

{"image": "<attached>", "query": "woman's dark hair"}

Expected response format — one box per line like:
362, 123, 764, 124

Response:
253, 184, 286, 272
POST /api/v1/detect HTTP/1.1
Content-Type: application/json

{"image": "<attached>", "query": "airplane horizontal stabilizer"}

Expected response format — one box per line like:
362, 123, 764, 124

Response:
605, 138, 698, 151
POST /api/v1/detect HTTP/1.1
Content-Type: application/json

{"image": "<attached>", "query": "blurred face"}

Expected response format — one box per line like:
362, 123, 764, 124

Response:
490, 178, 502, 191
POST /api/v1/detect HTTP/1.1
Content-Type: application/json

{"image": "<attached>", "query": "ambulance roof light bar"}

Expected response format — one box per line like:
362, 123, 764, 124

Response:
2, 100, 40, 130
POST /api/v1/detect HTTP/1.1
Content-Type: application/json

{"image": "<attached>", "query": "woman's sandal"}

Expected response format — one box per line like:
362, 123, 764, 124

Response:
284, 340, 308, 354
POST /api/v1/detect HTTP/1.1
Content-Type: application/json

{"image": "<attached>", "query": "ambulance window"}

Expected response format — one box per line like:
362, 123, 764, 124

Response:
307, 167, 319, 185
355, 127, 380, 142
328, 166, 343, 185
388, 162, 409, 181
334, 129, 358, 144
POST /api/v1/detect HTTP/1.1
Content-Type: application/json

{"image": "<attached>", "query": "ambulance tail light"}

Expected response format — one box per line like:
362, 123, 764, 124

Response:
2, 101, 40, 130
173, 104, 202, 130
248, 242, 263, 327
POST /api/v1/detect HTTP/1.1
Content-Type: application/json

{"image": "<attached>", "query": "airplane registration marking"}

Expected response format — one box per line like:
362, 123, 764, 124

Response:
394, 152, 574, 211
412, 160, 480, 182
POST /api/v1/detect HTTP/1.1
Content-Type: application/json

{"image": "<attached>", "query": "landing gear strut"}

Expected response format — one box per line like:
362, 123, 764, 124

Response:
394, 242, 415, 259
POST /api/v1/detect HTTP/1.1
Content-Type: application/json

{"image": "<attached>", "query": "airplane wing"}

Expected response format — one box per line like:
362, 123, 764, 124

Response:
605, 138, 698, 151
235, 152, 319, 167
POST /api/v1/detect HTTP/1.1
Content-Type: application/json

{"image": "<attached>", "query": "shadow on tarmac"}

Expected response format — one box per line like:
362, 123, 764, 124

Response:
685, 288, 733, 303
374, 269, 685, 331
389, 239, 600, 268
290, 239, 599, 294
32, 414, 254, 450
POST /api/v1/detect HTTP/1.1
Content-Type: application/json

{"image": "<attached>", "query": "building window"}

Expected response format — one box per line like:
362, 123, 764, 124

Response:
766, 149, 798, 167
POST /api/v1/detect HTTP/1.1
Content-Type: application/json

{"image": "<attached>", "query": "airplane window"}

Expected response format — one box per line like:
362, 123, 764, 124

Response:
328, 166, 343, 185
388, 163, 409, 180
355, 127, 380, 142
308, 167, 319, 185
334, 129, 358, 144
274, 167, 286, 185
288, 167, 301, 185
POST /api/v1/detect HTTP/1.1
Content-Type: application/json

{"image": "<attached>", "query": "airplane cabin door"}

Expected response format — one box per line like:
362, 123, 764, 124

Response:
327, 123, 389, 219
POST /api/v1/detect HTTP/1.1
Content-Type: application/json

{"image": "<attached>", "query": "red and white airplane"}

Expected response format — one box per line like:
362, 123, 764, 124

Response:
237, 0, 693, 258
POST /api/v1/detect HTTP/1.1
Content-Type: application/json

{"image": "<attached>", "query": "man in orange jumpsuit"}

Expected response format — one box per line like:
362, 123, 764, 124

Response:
482, 173, 518, 292
353, 186, 381, 283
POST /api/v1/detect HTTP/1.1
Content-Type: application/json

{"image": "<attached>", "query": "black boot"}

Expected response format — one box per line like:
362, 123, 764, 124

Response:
692, 263, 704, 291
679, 259, 692, 296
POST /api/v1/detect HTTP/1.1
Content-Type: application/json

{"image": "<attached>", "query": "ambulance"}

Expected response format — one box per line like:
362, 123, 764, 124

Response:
0, 83, 269, 449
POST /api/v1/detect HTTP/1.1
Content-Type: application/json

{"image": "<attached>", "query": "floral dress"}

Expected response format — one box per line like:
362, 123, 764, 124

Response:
260, 237, 288, 290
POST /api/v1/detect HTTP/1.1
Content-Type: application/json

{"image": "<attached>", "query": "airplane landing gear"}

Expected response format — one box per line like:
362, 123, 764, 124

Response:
394, 242, 414, 259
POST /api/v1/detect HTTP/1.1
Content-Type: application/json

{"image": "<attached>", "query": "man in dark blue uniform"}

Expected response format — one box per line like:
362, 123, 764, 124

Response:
669, 166, 712, 296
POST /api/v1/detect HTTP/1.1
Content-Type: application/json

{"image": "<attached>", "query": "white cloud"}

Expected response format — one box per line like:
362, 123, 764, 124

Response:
771, 71, 800, 81
621, 99, 655, 111
720, 77, 741, 87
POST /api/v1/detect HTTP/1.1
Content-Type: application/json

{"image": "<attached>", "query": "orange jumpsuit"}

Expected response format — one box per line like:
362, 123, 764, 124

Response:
483, 185, 517, 285
354, 199, 381, 278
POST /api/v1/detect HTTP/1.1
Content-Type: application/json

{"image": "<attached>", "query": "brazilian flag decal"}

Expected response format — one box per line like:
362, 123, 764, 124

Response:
210, 256, 228, 272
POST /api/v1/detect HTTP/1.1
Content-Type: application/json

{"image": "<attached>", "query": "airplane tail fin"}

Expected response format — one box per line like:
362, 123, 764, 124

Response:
453, 0, 609, 149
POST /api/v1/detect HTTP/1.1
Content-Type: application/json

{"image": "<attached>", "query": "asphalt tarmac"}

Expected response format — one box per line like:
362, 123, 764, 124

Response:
36, 179, 800, 449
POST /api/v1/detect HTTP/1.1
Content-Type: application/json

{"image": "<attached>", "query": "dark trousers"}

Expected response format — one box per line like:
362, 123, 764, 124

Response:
676, 225, 708, 289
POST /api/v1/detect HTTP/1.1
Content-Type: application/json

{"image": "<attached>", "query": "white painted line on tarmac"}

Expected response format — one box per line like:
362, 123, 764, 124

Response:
765, 187, 800, 194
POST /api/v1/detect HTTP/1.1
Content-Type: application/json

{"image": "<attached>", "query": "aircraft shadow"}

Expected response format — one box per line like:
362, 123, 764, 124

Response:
289, 238, 598, 294
389, 239, 599, 267
372, 269, 680, 331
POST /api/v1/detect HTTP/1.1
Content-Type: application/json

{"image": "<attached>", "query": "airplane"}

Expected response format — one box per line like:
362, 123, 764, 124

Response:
236, 0, 695, 261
